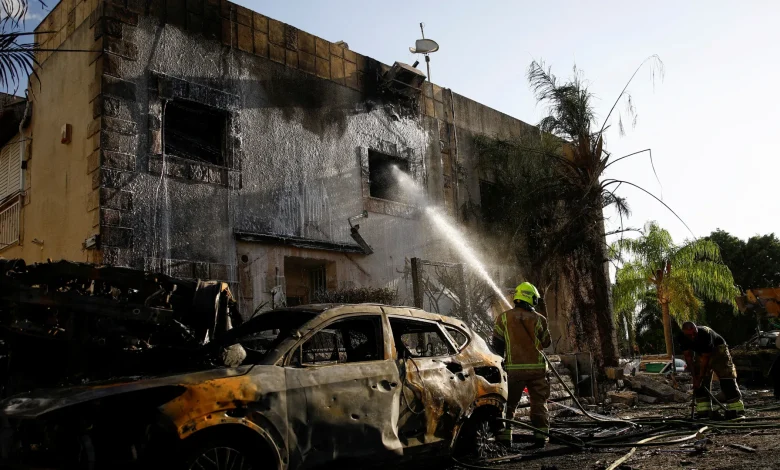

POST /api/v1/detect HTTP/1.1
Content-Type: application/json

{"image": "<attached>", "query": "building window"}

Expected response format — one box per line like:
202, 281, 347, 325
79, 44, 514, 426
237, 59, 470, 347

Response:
0, 136, 22, 201
368, 150, 410, 203
164, 100, 227, 166
284, 256, 330, 306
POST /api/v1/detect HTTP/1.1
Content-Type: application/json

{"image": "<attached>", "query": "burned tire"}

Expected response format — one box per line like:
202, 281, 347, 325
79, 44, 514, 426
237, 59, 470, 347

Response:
180, 434, 263, 470
454, 408, 505, 459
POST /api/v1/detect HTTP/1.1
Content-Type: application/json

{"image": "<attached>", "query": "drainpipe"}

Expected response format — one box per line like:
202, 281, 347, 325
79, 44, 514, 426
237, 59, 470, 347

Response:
18, 93, 30, 196
448, 89, 459, 218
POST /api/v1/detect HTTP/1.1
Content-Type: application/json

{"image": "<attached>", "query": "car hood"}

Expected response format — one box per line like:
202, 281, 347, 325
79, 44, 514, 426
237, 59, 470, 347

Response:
1, 365, 256, 419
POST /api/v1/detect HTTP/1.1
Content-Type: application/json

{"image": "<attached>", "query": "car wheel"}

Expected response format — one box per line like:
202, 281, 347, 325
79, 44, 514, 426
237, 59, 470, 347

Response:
183, 437, 260, 470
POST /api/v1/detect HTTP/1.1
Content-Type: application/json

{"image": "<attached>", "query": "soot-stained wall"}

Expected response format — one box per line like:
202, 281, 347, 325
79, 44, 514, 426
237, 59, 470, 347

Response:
95, 12, 442, 289
82, 1, 567, 328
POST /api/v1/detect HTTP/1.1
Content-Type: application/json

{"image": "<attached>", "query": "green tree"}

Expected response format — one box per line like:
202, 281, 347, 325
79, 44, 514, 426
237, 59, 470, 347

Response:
474, 56, 664, 372
613, 222, 739, 357
703, 230, 780, 345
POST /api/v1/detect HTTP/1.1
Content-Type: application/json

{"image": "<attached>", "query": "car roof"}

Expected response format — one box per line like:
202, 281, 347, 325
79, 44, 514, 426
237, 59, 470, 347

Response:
267, 303, 471, 331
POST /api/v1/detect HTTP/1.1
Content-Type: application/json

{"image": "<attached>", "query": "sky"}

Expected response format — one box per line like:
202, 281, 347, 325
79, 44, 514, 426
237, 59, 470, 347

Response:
16, 0, 780, 244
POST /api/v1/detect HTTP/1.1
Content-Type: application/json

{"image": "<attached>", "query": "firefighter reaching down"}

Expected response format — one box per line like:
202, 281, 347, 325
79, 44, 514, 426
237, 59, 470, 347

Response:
493, 282, 551, 447
677, 321, 745, 419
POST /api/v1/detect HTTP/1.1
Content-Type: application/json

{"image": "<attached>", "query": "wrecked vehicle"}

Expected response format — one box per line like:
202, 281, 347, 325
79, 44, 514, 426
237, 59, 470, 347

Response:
0, 259, 243, 398
1, 301, 507, 469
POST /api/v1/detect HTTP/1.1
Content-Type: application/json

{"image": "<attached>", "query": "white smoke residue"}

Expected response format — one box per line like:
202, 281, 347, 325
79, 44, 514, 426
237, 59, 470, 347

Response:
392, 166, 512, 310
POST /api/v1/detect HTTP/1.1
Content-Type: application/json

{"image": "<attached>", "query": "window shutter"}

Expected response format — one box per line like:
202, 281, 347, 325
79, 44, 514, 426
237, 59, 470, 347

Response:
0, 143, 9, 200
7, 139, 20, 196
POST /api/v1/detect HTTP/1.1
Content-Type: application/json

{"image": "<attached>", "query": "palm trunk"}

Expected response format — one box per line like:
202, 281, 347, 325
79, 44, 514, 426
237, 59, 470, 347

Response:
593, 207, 619, 368
660, 300, 674, 359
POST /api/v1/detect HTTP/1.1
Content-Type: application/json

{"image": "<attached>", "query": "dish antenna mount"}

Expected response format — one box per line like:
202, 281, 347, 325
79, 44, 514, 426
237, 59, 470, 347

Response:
409, 23, 439, 82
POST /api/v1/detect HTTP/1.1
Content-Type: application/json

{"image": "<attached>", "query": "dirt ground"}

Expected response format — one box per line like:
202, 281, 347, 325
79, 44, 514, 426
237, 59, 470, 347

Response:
449, 392, 780, 470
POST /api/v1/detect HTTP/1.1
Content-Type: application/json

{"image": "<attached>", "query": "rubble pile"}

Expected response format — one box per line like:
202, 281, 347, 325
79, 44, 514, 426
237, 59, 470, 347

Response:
0, 259, 241, 396
623, 374, 689, 403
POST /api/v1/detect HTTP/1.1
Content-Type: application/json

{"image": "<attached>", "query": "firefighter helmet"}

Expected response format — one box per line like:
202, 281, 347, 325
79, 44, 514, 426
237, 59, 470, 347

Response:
514, 282, 540, 306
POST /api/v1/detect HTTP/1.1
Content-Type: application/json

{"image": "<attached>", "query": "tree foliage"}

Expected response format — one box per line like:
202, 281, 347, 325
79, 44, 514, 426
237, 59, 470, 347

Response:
702, 230, 780, 345
612, 222, 738, 356
0, 0, 46, 94
473, 57, 663, 371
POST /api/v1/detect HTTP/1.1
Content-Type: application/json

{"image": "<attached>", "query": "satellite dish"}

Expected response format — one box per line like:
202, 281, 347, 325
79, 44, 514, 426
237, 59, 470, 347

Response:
409, 38, 439, 54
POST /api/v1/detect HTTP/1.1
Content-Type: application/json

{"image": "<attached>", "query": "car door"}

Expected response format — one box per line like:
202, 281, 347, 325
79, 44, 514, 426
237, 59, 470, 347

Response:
284, 313, 404, 468
388, 316, 477, 453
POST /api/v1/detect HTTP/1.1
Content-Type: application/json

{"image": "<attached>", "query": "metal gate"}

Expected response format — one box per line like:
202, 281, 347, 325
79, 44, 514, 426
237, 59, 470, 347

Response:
409, 257, 495, 339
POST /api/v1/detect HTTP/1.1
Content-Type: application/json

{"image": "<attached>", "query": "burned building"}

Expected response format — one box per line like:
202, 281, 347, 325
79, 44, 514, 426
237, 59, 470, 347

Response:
0, 0, 573, 348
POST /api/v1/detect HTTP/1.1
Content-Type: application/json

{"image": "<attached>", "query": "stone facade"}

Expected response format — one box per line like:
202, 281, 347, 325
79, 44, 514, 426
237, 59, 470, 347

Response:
7, 0, 573, 350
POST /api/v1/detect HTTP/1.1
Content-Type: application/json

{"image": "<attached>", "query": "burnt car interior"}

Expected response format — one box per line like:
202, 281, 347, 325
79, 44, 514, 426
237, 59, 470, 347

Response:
389, 317, 455, 359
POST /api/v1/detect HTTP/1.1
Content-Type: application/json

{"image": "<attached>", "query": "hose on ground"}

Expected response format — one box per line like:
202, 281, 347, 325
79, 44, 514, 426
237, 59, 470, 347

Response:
539, 349, 639, 428
498, 418, 708, 449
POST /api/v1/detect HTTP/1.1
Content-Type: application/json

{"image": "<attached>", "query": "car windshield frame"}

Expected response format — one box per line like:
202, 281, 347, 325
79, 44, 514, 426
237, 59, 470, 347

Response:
216, 309, 321, 364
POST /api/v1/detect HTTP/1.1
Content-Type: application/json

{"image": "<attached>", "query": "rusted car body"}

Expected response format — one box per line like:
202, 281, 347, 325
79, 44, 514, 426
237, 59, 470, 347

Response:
1, 303, 507, 469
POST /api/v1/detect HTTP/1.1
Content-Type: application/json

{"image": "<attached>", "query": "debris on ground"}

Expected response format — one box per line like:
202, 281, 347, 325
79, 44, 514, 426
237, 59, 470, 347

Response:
624, 374, 688, 403
607, 391, 637, 406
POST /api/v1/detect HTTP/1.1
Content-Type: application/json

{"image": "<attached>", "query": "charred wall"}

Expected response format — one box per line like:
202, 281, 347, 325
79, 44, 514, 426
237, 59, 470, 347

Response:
89, 0, 437, 286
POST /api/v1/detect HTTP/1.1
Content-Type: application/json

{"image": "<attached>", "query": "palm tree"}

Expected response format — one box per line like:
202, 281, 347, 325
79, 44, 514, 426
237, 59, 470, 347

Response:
474, 56, 664, 372
612, 222, 738, 358
0, 0, 48, 95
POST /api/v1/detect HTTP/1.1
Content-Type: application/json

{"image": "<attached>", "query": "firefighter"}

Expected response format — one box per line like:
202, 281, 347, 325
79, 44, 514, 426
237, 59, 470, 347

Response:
493, 282, 551, 447
677, 321, 745, 419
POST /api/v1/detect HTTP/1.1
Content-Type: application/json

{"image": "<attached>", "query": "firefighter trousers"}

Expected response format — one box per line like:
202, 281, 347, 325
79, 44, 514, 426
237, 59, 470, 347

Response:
502, 370, 550, 441
694, 344, 744, 415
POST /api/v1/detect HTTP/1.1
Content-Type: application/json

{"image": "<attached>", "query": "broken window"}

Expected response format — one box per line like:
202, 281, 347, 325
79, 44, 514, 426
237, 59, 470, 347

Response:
389, 318, 455, 358
294, 316, 382, 366
444, 325, 469, 351
229, 310, 318, 364
164, 100, 227, 166
368, 150, 410, 203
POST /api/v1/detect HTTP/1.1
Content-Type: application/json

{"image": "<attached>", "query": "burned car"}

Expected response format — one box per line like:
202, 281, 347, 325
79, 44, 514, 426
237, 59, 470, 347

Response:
1, 302, 507, 469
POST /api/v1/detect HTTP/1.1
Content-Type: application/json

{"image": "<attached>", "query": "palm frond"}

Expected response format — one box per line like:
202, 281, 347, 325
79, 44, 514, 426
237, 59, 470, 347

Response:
0, 30, 39, 93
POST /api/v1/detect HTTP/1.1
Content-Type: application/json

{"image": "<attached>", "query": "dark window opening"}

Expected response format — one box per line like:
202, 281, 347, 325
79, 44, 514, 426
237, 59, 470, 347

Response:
292, 316, 382, 366
389, 318, 455, 358
164, 99, 227, 166
479, 180, 502, 224
368, 150, 410, 203
284, 257, 330, 306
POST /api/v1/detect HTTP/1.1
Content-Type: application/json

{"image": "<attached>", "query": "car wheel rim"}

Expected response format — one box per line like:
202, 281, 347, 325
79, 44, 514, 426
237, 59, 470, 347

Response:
190, 446, 252, 470
474, 419, 506, 459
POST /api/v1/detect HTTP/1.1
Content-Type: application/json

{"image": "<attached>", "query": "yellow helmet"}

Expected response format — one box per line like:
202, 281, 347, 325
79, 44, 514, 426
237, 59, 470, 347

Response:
514, 282, 540, 306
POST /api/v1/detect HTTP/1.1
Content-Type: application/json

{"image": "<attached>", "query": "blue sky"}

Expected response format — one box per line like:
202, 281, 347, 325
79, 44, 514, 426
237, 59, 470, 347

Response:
17, 0, 780, 244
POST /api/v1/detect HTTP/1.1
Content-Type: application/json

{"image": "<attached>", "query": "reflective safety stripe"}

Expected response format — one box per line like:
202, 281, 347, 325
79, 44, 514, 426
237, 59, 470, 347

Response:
497, 427, 512, 442
726, 400, 745, 411
696, 400, 713, 412
506, 363, 546, 370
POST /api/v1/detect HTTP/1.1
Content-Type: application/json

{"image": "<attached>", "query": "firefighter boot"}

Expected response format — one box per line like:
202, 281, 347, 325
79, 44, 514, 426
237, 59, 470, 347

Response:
497, 425, 513, 447
694, 397, 713, 420
530, 428, 549, 448
725, 399, 745, 419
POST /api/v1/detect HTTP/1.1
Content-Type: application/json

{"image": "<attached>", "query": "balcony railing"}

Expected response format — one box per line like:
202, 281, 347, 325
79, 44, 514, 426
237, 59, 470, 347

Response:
0, 199, 20, 248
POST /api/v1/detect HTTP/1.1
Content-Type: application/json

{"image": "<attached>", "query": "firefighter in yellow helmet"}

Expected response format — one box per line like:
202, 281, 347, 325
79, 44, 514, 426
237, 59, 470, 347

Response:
493, 282, 551, 447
